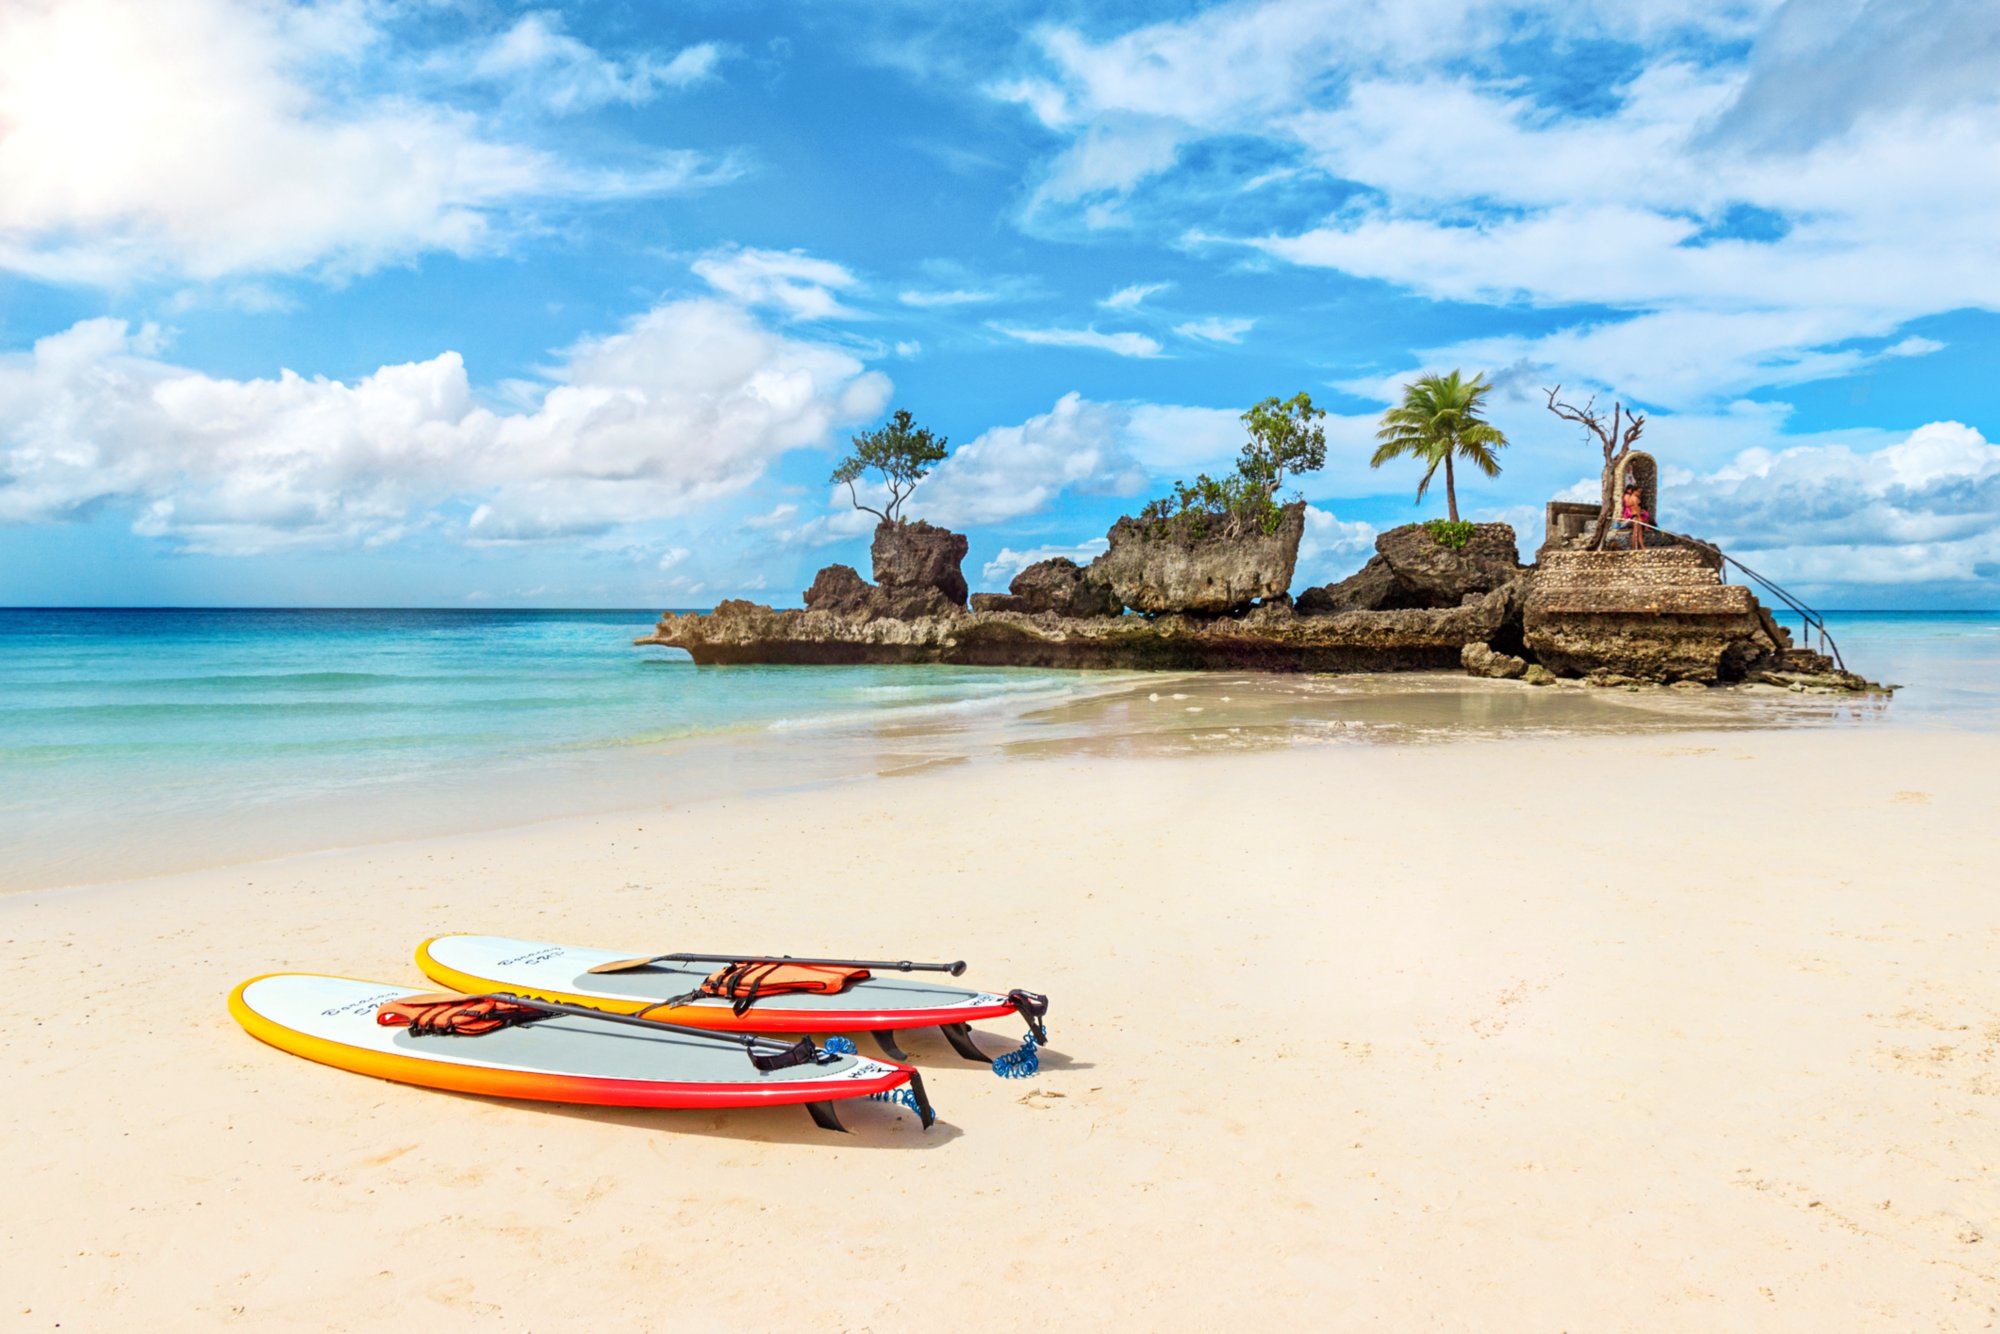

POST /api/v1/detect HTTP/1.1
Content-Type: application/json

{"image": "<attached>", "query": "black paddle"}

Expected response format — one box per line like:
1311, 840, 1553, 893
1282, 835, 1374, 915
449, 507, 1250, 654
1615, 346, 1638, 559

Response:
589, 951, 968, 977
415, 990, 827, 1071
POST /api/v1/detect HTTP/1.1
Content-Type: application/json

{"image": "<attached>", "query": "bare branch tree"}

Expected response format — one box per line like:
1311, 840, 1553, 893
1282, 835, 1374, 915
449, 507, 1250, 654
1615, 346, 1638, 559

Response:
1545, 385, 1646, 550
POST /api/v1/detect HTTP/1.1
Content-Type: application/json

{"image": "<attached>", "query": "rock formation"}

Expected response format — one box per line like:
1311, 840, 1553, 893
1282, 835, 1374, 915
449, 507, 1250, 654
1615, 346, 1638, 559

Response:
968, 557, 1122, 618
1090, 502, 1305, 615
1461, 642, 1528, 679
640, 503, 1879, 689
642, 580, 1522, 671
1296, 522, 1522, 613
872, 520, 968, 609
801, 562, 955, 622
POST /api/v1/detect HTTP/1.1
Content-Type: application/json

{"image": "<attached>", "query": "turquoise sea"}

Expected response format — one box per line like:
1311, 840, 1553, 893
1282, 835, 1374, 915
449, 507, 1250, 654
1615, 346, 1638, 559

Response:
1, 608, 1994, 890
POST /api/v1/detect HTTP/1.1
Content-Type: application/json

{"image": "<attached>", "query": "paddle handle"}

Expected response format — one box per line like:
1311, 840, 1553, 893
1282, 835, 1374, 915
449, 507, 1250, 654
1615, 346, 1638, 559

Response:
654, 952, 968, 977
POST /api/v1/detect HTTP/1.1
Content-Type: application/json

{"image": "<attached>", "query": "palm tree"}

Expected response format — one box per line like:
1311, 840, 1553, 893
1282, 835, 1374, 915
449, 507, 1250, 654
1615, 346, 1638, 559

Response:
1371, 371, 1508, 522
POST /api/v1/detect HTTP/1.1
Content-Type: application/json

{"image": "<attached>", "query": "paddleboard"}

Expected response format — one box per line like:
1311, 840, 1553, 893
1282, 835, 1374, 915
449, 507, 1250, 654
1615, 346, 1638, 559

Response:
416, 934, 1033, 1055
229, 973, 918, 1123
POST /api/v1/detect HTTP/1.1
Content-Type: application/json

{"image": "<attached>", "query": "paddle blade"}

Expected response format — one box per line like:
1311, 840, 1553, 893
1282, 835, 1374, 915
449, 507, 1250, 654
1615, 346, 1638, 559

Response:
586, 956, 658, 974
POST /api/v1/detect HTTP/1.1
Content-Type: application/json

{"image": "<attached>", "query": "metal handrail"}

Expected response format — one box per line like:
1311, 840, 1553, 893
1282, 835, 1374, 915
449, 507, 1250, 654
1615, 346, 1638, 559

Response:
1615, 518, 1846, 672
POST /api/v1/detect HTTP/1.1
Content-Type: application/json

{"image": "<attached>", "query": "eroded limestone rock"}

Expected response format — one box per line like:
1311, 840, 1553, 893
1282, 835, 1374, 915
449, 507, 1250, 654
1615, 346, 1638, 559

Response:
1091, 502, 1304, 615
1296, 522, 1522, 614
802, 562, 955, 622
1462, 642, 1528, 679
872, 520, 969, 609
640, 578, 1520, 671
1296, 556, 1401, 615
977, 557, 1123, 618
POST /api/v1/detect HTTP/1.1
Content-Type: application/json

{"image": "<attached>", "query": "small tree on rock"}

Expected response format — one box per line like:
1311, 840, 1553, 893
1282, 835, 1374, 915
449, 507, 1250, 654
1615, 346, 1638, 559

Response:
830, 409, 948, 525
1140, 392, 1327, 539
1239, 392, 1328, 502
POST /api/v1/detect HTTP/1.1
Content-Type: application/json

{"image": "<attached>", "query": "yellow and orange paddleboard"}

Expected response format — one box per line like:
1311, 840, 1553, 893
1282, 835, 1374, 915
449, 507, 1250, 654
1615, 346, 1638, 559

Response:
229, 973, 922, 1128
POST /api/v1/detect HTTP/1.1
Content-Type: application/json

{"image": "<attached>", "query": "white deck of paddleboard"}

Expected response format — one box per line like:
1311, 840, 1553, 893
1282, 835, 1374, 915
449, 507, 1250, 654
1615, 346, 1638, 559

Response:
238, 975, 900, 1086
427, 935, 1009, 1012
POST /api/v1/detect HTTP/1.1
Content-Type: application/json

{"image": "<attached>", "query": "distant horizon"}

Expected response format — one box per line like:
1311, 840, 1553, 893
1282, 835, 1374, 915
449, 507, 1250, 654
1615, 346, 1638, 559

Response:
7, 605, 1997, 617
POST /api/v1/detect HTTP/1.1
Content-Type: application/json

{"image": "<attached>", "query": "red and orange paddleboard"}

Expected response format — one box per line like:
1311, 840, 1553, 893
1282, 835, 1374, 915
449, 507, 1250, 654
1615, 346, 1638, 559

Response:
416, 934, 1046, 1063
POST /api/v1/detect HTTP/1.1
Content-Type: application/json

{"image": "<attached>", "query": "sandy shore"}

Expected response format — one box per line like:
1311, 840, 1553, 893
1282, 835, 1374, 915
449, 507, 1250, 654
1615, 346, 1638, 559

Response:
6, 727, 1999, 1329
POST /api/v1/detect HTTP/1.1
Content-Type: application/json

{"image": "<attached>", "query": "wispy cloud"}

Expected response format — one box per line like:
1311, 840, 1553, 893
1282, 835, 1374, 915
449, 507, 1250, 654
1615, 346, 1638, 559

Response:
991, 325, 1163, 357
693, 246, 862, 321
447, 11, 726, 114
899, 288, 995, 308
1174, 316, 1253, 344
1101, 282, 1171, 309
996, 0, 2000, 413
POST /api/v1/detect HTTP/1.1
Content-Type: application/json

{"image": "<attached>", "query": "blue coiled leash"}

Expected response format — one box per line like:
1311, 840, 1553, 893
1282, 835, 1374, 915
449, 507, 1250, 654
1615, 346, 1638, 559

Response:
991, 1032, 1040, 1078
868, 1085, 927, 1117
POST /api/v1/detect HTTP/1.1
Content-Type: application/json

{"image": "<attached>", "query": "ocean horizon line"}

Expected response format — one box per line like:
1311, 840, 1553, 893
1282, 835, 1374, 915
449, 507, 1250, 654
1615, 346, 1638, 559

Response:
5, 604, 1999, 616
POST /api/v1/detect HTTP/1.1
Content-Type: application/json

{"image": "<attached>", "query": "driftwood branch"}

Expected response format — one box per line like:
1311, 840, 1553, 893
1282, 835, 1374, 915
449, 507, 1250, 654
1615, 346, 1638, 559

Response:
1545, 385, 1647, 551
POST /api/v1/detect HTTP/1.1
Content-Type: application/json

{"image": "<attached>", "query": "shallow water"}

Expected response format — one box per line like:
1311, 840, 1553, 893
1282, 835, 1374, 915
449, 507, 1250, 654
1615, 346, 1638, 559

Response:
0, 608, 1991, 890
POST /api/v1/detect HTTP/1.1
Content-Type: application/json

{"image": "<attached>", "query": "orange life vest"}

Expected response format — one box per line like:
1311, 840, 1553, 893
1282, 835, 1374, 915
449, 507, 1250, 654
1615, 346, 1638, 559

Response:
699, 961, 870, 1015
377, 992, 544, 1037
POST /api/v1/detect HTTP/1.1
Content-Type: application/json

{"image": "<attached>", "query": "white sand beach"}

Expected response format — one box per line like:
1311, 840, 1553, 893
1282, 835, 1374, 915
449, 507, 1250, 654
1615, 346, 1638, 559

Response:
5, 725, 1998, 1329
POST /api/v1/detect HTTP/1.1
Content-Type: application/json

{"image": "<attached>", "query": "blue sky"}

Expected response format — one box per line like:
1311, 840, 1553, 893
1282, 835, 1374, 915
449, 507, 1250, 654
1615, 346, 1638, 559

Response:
2, 0, 1997, 609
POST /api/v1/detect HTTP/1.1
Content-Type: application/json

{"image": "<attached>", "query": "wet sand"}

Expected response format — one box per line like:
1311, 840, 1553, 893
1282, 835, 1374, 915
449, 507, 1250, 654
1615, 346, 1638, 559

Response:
5, 668, 1897, 894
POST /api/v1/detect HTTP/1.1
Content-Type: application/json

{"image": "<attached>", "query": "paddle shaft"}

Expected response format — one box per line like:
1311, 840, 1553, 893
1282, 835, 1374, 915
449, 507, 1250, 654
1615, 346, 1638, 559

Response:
652, 952, 968, 977
484, 992, 805, 1058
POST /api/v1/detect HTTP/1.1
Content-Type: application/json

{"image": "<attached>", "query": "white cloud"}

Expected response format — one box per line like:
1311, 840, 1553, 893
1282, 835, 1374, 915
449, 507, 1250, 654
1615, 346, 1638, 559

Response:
1101, 282, 1171, 309
980, 539, 1109, 588
0, 0, 726, 285
918, 392, 1150, 526
998, 0, 2000, 412
454, 11, 724, 114
1293, 505, 1379, 587
693, 247, 862, 321
0, 303, 890, 553
899, 288, 995, 308
764, 502, 879, 550
1674, 421, 2000, 563
744, 503, 800, 529
1120, 403, 1246, 473
992, 325, 1163, 357
1174, 317, 1254, 344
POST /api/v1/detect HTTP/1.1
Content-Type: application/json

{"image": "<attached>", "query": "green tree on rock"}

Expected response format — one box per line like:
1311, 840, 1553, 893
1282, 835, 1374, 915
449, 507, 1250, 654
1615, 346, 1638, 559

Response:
1371, 371, 1508, 522
1239, 392, 1328, 502
1141, 392, 1327, 539
830, 409, 948, 525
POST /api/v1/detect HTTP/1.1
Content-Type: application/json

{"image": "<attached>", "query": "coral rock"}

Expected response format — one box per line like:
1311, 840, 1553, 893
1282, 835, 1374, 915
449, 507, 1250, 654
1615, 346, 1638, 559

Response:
1004, 557, 1123, 618
1092, 502, 1305, 615
1461, 642, 1528, 679
871, 520, 969, 608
